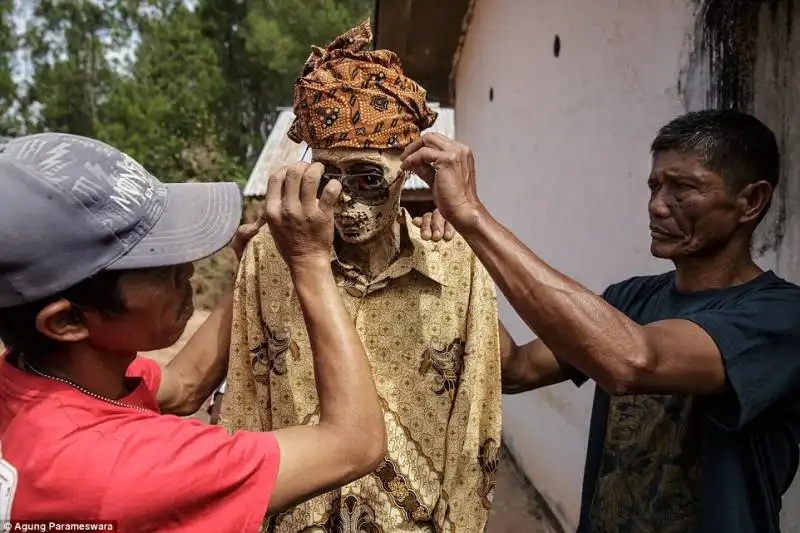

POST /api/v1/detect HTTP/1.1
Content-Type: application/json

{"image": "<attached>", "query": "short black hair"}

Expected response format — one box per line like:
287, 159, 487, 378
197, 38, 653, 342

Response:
651, 109, 780, 192
0, 270, 127, 358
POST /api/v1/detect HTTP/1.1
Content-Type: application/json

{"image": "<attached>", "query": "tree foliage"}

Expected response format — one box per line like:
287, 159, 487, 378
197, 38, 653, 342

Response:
0, 0, 18, 135
3, 0, 372, 183
196, 0, 371, 160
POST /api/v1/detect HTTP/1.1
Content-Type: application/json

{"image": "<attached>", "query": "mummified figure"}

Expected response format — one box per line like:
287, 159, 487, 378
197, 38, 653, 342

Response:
219, 20, 502, 533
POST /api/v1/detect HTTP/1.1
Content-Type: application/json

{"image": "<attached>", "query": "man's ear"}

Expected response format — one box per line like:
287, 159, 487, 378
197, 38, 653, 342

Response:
737, 180, 774, 224
35, 300, 90, 343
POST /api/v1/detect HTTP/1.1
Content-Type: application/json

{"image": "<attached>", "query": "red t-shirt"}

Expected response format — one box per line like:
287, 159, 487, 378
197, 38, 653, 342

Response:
0, 352, 280, 532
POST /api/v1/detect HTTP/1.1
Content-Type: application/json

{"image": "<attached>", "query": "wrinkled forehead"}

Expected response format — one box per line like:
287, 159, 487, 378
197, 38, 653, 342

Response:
650, 149, 718, 181
312, 148, 402, 174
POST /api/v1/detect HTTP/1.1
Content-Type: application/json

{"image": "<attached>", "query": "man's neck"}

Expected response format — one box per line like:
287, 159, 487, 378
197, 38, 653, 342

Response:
21, 347, 135, 400
673, 236, 763, 292
337, 218, 403, 280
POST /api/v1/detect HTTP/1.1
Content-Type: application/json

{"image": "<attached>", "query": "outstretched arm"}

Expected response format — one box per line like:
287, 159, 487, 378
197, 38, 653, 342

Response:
156, 220, 265, 416
453, 202, 725, 396
262, 163, 386, 513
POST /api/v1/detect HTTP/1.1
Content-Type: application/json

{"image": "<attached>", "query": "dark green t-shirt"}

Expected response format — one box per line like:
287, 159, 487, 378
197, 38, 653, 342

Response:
563, 270, 800, 533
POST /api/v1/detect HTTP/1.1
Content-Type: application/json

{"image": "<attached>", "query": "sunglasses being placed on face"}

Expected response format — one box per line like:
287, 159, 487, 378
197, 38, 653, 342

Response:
316, 166, 403, 200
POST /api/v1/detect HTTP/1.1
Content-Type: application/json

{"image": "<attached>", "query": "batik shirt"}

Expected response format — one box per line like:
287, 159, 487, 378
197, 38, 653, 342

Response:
220, 210, 502, 533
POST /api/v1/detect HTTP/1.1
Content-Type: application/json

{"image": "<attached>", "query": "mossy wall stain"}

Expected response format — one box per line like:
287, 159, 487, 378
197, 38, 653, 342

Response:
697, 0, 793, 110
687, 0, 795, 255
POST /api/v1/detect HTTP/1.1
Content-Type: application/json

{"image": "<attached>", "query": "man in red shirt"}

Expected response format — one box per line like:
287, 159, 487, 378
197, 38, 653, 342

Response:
0, 133, 386, 531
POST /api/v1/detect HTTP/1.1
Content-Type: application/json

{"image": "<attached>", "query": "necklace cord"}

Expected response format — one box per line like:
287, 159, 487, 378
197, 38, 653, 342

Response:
20, 354, 150, 413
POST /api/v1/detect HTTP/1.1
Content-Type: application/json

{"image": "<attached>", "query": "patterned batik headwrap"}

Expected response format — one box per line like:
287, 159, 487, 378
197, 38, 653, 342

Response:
287, 19, 438, 150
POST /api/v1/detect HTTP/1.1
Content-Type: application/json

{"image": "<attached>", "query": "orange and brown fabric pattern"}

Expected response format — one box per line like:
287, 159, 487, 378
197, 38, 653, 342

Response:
287, 19, 438, 150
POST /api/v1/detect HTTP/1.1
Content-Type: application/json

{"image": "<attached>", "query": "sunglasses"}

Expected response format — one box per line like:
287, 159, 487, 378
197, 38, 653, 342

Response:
318, 169, 404, 197
299, 146, 404, 202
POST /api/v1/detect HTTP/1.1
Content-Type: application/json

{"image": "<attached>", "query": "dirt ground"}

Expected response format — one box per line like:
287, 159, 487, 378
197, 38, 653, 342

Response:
145, 311, 561, 533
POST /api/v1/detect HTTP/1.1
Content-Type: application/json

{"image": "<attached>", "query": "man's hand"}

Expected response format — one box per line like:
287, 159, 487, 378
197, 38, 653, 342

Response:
401, 133, 483, 227
411, 209, 457, 242
230, 213, 267, 261
264, 162, 341, 270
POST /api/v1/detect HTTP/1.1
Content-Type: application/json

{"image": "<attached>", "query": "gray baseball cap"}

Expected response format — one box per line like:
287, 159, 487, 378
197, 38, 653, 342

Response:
0, 132, 242, 308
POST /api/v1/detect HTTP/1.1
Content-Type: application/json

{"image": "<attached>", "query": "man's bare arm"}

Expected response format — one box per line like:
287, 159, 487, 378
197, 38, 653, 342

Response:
401, 135, 726, 397
267, 261, 386, 512
155, 220, 265, 416
499, 323, 568, 394
156, 215, 266, 416
260, 162, 386, 513
461, 210, 725, 396
155, 287, 234, 416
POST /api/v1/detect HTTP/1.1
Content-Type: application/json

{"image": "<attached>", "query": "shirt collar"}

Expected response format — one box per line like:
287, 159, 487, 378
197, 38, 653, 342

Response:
330, 208, 450, 287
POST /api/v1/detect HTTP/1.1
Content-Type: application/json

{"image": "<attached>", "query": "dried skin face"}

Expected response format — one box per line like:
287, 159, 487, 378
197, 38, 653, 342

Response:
312, 148, 406, 243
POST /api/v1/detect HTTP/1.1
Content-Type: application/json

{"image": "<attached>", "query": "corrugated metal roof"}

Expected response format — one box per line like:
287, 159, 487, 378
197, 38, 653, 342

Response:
243, 104, 454, 197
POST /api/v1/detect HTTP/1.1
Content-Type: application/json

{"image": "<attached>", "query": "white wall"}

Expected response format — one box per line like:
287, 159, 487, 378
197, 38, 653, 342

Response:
454, 0, 698, 528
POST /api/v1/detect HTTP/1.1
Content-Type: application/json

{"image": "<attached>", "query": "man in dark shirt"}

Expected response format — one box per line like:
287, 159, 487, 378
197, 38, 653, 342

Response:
403, 110, 800, 532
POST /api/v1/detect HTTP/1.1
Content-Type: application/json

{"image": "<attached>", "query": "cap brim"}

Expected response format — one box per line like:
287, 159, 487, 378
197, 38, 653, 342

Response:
107, 182, 242, 270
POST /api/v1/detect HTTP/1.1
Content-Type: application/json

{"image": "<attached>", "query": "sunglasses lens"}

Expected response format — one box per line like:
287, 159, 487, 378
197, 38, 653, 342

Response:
315, 171, 391, 201
349, 174, 386, 193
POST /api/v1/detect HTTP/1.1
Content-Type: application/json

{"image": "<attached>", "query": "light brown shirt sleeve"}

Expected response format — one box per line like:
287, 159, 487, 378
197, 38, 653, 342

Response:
435, 255, 502, 533
219, 238, 269, 433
